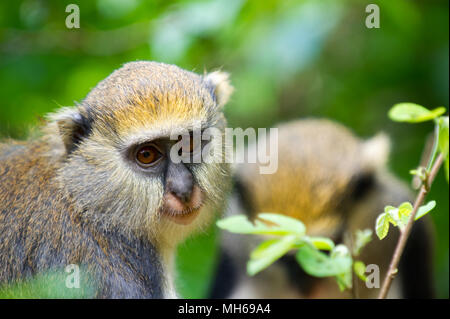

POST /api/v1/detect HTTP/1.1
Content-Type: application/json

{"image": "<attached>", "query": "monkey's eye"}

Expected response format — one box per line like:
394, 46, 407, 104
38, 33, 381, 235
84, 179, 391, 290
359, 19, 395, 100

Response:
136, 145, 162, 167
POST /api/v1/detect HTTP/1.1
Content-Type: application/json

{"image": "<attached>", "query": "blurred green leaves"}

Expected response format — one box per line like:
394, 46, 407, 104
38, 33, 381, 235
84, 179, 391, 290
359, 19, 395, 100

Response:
97, 0, 139, 19
0, 268, 95, 299
151, 0, 244, 62
353, 229, 373, 256
175, 224, 219, 299
218, 213, 365, 291
217, 213, 306, 236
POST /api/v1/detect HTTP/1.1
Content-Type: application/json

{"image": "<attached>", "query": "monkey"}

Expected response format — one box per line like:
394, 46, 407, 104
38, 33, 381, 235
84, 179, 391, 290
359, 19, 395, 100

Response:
0, 61, 233, 298
210, 118, 435, 299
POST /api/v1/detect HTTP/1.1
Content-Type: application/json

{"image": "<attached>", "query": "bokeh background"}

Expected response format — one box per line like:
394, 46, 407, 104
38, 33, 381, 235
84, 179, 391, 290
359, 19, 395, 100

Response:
0, 0, 448, 298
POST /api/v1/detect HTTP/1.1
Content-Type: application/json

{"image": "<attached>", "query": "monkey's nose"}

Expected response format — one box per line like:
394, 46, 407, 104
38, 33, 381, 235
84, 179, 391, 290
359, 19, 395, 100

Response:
166, 176, 193, 204
170, 187, 192, 204
165, 162, 194, 204
167, 183, 193, 205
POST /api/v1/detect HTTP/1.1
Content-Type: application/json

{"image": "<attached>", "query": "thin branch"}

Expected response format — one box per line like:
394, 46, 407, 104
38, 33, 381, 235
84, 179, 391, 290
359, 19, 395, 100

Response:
378, 153, 444, 299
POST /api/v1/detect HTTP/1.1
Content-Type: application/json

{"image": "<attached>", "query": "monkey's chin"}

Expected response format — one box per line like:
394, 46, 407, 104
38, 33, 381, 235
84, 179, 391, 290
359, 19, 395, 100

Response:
162, 207, 202, 225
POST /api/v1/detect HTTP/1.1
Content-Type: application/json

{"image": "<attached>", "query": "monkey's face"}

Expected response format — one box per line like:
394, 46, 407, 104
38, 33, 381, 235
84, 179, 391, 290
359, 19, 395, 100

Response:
51, 62, 233, 247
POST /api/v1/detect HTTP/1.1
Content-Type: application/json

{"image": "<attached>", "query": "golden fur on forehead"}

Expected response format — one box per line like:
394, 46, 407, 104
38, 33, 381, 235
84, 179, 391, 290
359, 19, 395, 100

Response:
81, 61, 216, 134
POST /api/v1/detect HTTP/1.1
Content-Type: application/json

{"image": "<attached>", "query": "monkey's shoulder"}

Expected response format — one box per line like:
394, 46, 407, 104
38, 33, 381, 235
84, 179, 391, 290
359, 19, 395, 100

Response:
0, 197, 165, 298
0, 140, 61, 214
37, 222, 165, 298
0, 139, 54, 177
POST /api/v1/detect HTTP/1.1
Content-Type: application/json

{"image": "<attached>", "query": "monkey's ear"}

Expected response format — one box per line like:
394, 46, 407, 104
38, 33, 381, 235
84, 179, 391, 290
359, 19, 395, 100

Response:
361, 132, 391, 170
48, 107, 92, 154
204, 71, 234, 108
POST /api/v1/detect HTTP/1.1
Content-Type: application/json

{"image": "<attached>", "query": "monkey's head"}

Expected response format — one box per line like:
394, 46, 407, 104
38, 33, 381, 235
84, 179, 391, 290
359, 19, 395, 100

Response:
237, 119, 399, 238
46, 61, 233, 249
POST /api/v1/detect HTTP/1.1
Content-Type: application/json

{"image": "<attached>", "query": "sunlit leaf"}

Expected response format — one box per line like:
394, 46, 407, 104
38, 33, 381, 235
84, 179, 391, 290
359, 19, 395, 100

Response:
415, 200, 436, 221
336, 271, 352, 291
250, 239, 282, 260
385, 204, 410, 228
398, 202, 413, 217
384, 205, 396, 213
388, 103, 446, 123
384, 206, 398, 225
397, 202, 413, 228
308, 237, 335, 251
296, 245, 352, 278
217, 213, 305, 236
353, 261, 367, 282
438, 116, 449, 157
353, 229, 372, 256
247, 235, 297, 276
330, 244, 350, 259
257, 213, 306, 235
375, 212, 390, 240
331, 245, 353, 291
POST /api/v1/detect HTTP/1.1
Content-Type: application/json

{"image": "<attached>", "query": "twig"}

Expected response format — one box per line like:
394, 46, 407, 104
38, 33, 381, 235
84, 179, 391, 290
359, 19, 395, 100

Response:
377, 153, 444, 299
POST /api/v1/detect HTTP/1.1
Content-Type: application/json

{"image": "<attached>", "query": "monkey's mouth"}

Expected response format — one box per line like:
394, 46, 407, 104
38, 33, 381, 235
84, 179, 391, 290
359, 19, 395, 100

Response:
161, 186, 204, 225
163, 207, 203, 225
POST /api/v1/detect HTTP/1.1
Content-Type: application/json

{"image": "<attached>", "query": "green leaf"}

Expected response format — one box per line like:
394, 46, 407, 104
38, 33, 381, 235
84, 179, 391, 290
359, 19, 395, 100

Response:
384, 205, 397, 213
415, 200, 436, 221
384, 203, 409, 228
308, 237, 335, 251
397, 202, 413, 228
388, 103, 446, 123
336, 271, 352, 291
330, 244, 351, 259
398, 202, 413, 217
438, 116, 449, 157
296, 245, 352, 278
353, 261, 367, 282
247, 235, 297, 276
217, 213, 305, 236
353, 229, 373, 256
384, 206, 399, 226
257, 213, 306, 235
332, 245, 353, 291
386, 209, 399, 226
250, 239, 282, 260
375, 213, 390, 240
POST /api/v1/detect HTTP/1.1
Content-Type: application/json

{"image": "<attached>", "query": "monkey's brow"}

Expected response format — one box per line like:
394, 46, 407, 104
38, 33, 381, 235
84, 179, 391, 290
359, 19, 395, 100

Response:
122, 126, 208, 146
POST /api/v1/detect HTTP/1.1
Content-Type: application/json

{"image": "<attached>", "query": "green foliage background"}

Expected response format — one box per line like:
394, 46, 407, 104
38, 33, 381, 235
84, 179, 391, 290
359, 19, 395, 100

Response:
0, 0, 448, 298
